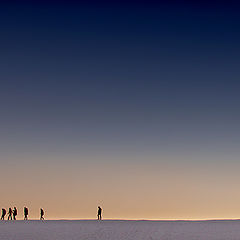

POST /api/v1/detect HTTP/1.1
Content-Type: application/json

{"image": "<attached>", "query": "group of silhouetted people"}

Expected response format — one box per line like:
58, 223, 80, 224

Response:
0, 207, 18, 220
1, 207, 44, 220
1, 206, 101, 220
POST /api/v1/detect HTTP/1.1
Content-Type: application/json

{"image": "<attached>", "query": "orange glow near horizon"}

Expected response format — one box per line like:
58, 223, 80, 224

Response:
1, 153, 240, 220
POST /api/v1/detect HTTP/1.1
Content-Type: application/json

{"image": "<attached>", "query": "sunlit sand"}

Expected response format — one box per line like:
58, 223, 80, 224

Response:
1, 220, 240, 240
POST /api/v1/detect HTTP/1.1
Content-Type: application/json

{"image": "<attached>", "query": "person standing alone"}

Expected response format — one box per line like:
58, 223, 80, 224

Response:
97, 206, 102, 220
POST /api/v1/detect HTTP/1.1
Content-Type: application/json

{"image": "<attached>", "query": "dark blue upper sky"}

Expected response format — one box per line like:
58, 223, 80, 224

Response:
1, 1, 240, 161
2, 1, 240, 219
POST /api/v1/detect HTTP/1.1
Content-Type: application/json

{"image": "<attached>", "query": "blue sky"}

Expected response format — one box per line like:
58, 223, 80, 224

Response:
0, 1, 240, 219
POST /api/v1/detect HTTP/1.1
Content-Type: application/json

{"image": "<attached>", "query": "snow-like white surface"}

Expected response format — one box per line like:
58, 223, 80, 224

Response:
1, 220, 240, 240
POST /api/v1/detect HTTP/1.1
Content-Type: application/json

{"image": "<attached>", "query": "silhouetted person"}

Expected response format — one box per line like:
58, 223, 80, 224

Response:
24, 207, 28, 220
13, 207, 17, 220
1, 208, 6, 220
97, 206, 102, 220
8, 208, 12, 220
40, 208, 44, 220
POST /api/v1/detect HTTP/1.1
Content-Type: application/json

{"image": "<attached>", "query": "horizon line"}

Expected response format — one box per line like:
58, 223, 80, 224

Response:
6, 218, 240, 222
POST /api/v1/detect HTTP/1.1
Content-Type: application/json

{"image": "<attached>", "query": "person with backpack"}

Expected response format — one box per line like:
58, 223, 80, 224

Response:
40, 208, 44, 220
1, 208, 6, 220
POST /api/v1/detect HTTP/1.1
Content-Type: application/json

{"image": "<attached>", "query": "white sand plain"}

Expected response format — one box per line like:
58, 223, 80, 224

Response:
1, 219, 240, 240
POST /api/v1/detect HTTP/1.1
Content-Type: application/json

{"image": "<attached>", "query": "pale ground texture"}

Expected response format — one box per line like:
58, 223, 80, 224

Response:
1, 220, 240, 240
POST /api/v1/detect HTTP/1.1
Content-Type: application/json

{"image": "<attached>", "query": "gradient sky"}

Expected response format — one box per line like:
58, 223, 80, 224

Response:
1, 1, 240, 219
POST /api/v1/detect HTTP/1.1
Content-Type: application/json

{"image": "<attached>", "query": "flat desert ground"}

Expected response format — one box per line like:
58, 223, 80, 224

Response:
1, 219, 240, 240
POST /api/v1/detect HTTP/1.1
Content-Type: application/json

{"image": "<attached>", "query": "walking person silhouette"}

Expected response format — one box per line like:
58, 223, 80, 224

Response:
24, 207, 28, 220
13, 207, 17, 220
1, 208, 6, 220
97, 206, 102, 220
7, 208, 12, 220
40, 208, 44, 220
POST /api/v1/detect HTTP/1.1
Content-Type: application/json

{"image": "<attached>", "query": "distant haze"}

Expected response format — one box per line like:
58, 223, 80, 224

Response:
1, 1, 240, 219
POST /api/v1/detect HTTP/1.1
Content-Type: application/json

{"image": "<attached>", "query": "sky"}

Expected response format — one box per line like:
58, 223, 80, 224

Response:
0, 1, 240, 220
